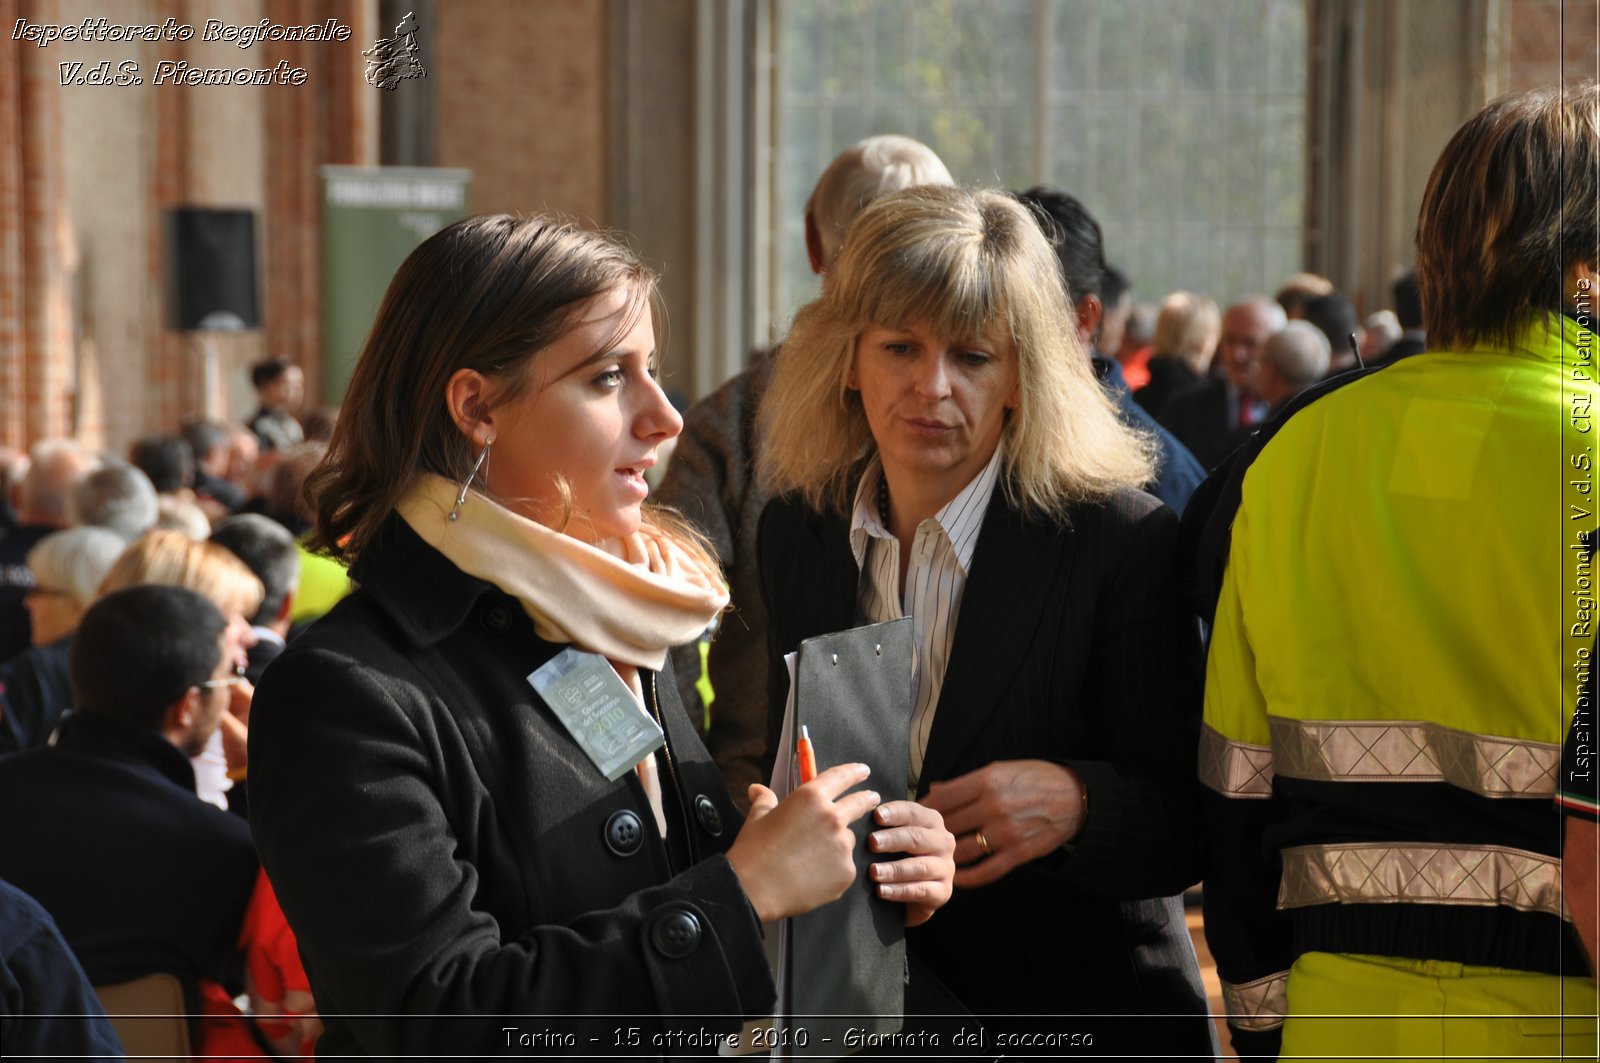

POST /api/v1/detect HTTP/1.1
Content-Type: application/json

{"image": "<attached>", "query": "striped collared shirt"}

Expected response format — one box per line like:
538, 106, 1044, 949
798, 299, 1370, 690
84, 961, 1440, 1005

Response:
849, 446, 1004, 790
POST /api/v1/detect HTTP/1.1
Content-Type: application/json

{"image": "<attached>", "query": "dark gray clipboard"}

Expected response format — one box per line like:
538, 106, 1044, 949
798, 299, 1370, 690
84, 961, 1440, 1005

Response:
776, 617, 912, 1059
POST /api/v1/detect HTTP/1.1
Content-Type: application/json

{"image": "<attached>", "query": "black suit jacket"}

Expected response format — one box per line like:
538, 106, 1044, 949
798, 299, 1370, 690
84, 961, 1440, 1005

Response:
1160, 376, 1254, 471
0, 713, 258, 995
759, 485, 1215, 1054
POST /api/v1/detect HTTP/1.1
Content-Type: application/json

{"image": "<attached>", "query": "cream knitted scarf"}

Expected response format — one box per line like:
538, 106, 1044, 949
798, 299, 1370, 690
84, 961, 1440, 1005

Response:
397, 474, 728, 837
396, 473, 727, 671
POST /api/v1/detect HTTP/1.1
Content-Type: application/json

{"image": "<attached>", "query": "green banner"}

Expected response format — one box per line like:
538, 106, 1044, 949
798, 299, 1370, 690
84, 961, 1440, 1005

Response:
320, 166, 472, 404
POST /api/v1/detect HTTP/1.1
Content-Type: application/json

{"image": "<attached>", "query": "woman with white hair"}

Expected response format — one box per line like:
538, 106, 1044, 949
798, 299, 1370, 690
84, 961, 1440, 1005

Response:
0, 525, 126, 751
758, 185, 1214, 1054
1134, 290, 1222, 420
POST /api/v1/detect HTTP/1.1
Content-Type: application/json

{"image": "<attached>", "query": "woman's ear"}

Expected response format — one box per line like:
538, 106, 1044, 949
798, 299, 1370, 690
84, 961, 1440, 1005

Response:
804, 213, 827, 276
445, 369, 496, 447
1074, 293, 1103, 349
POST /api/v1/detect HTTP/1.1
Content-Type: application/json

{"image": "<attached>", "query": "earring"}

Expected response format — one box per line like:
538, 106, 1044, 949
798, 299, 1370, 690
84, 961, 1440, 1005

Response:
449, 440, 491, 521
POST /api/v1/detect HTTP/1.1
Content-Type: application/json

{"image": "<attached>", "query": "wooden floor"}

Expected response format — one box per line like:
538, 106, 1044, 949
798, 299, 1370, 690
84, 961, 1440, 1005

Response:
1185, 890, 1238, 1060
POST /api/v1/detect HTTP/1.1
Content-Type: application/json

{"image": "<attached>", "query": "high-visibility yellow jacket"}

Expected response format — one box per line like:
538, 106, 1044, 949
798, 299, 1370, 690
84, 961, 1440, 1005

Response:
1200, 312, 1599, 1054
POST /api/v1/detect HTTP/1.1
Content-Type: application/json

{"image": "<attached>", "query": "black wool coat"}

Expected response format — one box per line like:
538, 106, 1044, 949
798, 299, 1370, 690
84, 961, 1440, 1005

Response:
248, 518, 772, 1059
759, 484, 1216, 1056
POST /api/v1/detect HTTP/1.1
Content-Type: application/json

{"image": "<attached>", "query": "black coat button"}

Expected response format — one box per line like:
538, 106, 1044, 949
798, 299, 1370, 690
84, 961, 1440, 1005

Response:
650, 909, 702, 959
479, 602, 513, 633
604, 809, 643, 856
693, 794, 723, 836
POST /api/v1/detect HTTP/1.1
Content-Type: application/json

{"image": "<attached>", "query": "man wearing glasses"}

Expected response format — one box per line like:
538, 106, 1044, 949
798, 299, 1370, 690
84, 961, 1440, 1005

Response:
0, 585, 259, 1009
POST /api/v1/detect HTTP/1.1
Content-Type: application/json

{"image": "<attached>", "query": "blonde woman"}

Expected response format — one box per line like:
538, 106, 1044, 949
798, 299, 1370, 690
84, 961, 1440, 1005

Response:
758, 185, 1214, 1054
1135, 290, 1222, 419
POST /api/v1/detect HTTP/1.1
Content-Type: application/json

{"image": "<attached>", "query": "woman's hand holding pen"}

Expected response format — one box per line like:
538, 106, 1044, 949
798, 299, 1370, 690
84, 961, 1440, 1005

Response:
867, 801, 955, 926
726, 763, 880, 922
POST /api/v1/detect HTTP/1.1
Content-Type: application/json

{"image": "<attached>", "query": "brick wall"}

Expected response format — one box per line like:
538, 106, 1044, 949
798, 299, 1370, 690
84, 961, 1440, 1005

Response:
1509, 0, 1599, 91
2, 0, 374, 458
0, 0, 75, 451
434, 0, 609, 223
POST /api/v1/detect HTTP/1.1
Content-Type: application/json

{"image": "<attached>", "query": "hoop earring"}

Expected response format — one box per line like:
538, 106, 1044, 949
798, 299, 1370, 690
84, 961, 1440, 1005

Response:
448, 441, 491, 522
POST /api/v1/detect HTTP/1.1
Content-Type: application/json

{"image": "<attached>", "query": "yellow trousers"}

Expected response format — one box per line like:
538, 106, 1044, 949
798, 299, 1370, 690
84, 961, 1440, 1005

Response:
1278, 953, 1598, 1061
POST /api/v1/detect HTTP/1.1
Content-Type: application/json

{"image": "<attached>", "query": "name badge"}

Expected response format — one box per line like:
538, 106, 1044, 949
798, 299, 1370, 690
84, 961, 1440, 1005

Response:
528, 648, 665, 782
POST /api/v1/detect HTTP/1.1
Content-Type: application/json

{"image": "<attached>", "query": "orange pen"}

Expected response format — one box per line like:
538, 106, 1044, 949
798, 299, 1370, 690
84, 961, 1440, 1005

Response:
797, 724, 818, 783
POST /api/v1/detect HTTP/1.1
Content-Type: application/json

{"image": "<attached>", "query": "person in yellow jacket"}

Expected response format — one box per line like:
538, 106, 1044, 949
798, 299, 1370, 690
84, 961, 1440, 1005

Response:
1199, 83, 1600, 1061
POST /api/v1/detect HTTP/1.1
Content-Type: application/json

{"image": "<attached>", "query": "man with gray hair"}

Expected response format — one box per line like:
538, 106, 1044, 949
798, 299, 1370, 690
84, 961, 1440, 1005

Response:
210, 514, 300, 683
658, 134, 954, 803
1254, 321, 1332, 415
0, 440, 100, 661
182, 419, 249, 518
69, 463, 160, 542
1161, 296, 1287, 469
802, 134, 953, 272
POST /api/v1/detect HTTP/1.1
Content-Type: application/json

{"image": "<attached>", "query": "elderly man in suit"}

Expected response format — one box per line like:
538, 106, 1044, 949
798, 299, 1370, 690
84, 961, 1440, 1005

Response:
1160, 297, 1285, 470
1252, 321, 1330, 418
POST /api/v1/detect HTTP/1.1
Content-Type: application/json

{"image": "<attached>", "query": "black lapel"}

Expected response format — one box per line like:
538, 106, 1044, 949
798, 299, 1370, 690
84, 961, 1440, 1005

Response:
917, 489, 1071, 786
802, 505, 859, 638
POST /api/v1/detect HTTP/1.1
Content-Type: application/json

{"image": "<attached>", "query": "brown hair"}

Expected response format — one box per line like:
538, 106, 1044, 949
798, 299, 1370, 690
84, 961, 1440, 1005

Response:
760, 185, 1155, 518
1417, 83, 1600, 351
307, 215, 659, 561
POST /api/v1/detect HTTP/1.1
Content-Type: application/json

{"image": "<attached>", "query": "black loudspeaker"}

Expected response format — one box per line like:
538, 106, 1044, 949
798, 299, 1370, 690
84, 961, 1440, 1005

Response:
166, 208, 259, 330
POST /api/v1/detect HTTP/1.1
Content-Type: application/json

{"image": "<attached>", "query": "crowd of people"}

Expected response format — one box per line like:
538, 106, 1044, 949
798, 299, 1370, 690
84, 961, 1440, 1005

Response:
0, 82, 1595, 1062
0, 358, 342, 1058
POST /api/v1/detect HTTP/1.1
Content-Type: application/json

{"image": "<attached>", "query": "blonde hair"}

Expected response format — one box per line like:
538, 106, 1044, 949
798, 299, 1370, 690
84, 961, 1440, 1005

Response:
154, 495, 212, 540
806, 135, 955, 267
1153, 291, 1221, 373
1274, 272, 1335, 318
760, 185, 1156, 518
99, 529, 264, 620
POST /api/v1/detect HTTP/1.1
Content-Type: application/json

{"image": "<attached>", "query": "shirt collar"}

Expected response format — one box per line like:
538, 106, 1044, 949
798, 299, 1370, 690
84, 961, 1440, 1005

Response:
848, 445, 1005, 573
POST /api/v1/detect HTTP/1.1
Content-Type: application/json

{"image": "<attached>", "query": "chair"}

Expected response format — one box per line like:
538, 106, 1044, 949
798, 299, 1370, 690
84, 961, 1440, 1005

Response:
94, 973, 191, 1062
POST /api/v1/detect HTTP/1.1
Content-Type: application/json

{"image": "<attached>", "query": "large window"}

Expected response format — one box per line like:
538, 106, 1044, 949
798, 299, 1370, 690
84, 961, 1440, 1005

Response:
773, 0, 1307, 325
